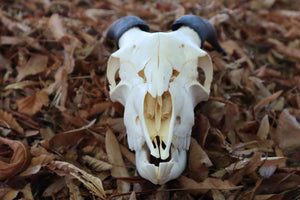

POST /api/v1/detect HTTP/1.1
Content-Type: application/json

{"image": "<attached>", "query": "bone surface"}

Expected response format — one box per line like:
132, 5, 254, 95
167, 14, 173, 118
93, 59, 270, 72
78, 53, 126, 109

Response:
106, 15, 222, 184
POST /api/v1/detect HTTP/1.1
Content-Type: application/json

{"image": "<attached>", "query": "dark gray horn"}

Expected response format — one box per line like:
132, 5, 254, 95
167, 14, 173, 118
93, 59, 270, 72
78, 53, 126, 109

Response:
172, 15, 227, 55
107, 16, 149, 47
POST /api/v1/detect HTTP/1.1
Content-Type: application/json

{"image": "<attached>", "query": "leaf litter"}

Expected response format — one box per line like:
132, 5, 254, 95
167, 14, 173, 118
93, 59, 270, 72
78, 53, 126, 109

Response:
0, 0, 300, 199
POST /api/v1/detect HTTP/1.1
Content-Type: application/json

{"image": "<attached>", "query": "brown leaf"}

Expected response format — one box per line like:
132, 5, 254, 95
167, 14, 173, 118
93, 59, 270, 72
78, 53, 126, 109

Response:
48, 14, 66, 41
257, 115, 270, 140
179, 176, 242, 195
268, 38, 300, 62
254, 90, 283, 115
229, 153, 262, 184
0, 109, 24, 134
254, 194, 283, 200
49, 131, 87, 150
105, 128, 130, 193
188, 138, 212, 182
87, 102, 111, 118
43, 177, 66, 197
259, 157, 287, 178
221, 40, 255, 69
129, 191, 137, 200
276, 109, 300, 152
81, 155, 113, 171
16, 54, 48, 82
48, 161, 106, 199
20, 154, 55, 176
119, 144, 136, 166
0, 137, 30, 180
16, 90, 49, 116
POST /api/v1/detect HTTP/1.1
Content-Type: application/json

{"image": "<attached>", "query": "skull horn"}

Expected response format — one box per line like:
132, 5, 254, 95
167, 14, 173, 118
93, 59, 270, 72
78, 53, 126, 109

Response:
172, 15, 227, 55
106, 16, 149, 47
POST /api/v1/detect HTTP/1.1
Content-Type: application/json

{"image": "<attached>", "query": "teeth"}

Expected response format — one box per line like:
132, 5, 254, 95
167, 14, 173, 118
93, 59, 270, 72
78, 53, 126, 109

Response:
135, 145, 186, 184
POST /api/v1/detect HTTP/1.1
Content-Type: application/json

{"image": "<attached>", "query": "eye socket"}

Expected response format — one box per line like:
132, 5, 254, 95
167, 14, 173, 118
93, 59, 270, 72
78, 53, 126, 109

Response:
170, 69, 179, 82
197, 66, 205, 86
114, 68, 121, 85
138, 69, 146, 82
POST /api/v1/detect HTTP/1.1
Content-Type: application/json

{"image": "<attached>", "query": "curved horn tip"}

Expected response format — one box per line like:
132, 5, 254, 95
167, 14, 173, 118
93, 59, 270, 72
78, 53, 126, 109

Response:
172, 15, 227, 55
106, 16, 149, 47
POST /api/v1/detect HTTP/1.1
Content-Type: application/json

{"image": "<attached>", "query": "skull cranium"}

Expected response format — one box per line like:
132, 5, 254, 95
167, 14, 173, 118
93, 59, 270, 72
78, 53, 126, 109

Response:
106, 15, 225, 184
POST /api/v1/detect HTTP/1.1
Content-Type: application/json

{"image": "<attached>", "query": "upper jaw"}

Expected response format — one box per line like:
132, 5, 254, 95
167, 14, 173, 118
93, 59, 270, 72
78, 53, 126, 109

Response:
135, 143, 186, 184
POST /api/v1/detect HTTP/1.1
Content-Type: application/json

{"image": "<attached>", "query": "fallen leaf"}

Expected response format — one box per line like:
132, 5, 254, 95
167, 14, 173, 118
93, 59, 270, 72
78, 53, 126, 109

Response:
20, 153, 56, 176
259, 157, 287, 178
211, 189, 225, 200
0, 137, 30, 180
254, 194, 283, 200
16, 90, 49, 116
179, 176, 242, 196
105, 128, 130, 193
119, 144, 136, 166
254, 90, 283, 115
47, 160, 106, 199
48, 14, 66, 41
268, 38, 300, 62
43, 177, 67, 197
129, 191, 137, 200
81, 155, 113, 171
65, 177, 84, 200
221, 40, 255, 69
275, 109, 300, 152
87, 102, 111, 118
188, 138, 212, 182
0, 109, 24, 134
16, 54, 48, 82
257, 115, 270, 140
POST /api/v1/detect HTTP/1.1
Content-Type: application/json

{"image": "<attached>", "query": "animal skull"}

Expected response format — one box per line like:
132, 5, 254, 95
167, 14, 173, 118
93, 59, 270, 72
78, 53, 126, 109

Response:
106, 15, 225, 184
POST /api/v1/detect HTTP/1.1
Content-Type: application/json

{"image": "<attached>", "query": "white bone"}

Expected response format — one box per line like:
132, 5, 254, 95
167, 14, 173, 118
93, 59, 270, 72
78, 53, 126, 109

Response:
107, 26, 213, 184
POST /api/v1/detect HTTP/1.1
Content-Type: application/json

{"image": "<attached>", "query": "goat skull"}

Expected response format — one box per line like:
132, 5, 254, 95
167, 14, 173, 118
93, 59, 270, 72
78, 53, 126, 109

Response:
106, 15, 225, 184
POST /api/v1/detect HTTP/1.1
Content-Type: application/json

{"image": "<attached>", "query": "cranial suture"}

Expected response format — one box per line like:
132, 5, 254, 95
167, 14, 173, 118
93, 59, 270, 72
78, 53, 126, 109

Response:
106, 15, 226, 184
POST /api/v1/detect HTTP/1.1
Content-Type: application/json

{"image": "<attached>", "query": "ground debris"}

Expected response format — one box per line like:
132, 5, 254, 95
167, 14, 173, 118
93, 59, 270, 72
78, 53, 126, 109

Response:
0, 0, 299, 199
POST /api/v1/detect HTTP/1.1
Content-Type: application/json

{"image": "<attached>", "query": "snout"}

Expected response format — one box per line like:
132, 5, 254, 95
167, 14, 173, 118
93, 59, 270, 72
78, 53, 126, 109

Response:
135, 144, 186, 184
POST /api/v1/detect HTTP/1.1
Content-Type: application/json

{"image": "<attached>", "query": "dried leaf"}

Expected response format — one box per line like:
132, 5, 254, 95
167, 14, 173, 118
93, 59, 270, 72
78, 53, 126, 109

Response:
188, 138, 212, 182
179, 176, 242, 196
276, 109, 300, 152
211, 189, 225, 200
254, 90, 283, 115
42, 177, 67, 197
129, 191, 137, 200
0, 137, 30, 180
221, 40, 255, 69
120, 144, 136, 166
16, 90, 49, 116
0, 109, 24, 134
105, 128, 130, 193
20, 153, 55, 176
48, 161, 106, 199
66, 177, 84, 200
49, 131, 86, 150
257, 115, 270, 140
229, 153, 262, 184
259, 157, 287, 178
4, 81, 41, 90
268, 38, 300, 62
254, 194, 283, 200
87, 102, 111, 118
16, 54, 48, 82
48, 14, 66, 41
81, 155, 113, 171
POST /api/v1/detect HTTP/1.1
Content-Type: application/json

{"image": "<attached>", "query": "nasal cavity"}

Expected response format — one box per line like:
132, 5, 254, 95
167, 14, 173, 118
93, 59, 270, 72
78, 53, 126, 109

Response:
144, 91, 172, 158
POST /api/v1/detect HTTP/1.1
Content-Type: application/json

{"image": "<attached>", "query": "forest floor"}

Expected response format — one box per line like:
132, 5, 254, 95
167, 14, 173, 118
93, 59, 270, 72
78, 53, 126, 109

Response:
0, 0, 300, 199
